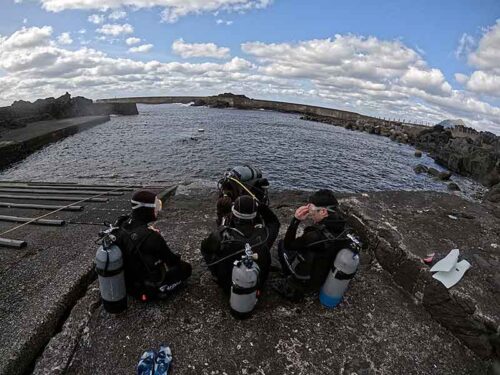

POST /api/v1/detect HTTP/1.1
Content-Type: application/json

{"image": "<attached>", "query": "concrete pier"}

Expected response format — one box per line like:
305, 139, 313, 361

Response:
0, 186, 493, 374
0, 116, 110, 170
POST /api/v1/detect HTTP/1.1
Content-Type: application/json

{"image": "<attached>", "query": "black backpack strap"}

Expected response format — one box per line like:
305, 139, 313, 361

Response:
120, 224, 156, 273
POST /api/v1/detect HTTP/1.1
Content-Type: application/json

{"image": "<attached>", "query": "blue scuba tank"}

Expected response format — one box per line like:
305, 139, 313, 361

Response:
319, 235, 360, 308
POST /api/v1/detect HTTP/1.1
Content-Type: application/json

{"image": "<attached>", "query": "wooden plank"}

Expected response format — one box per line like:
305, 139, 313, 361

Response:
0, 238, 27, 249
0, 188, 123, 196
0, 194, 108, 202
0, 202, 83, 211
0, 215, 65, 226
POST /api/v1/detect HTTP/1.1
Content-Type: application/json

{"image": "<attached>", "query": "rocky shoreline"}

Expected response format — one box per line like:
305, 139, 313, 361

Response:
300, 113, 500, 201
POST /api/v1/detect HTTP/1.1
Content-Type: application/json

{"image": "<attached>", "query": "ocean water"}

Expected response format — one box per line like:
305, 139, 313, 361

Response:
0, 104, 484, 196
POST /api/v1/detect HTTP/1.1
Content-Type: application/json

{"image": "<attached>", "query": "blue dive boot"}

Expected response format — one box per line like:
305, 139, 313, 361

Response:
154, 344, 172, 375
137, 350, 156, 375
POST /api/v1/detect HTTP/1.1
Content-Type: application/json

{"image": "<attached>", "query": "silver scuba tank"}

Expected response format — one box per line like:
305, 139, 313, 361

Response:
319, 234, 360, 308
230, 243, 260, 318
95, 226, 127, 313
231, 165, 262, 183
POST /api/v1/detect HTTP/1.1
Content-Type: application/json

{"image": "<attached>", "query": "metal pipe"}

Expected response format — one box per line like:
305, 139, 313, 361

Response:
0, 194, 108, 202
0, 215, 65, 226
0, 238, 27, 249
0, 181, 137, 189
0, 202, 83, 211
0, 184, 133, 192
0, 188, 123, 196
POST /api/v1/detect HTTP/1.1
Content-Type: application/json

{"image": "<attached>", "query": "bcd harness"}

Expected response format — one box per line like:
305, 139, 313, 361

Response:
117, 219, 168, 289
205, 224, 270, 268
282, 225, 350, 281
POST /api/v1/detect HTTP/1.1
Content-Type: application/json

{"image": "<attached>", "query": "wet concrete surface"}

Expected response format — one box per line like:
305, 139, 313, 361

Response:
30, 188, 491, 375
0, 116, 110, 143
0, 184, 166, 375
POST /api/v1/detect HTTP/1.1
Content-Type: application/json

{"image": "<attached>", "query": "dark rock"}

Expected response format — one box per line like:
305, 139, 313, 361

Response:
438, 171, 452, 181
485, 183, 500, 203
415, 150, 422, 157
414, 125, 499, 187
414, 164, 428, 174
428, 167, 441, 177
448, 182, 461, 191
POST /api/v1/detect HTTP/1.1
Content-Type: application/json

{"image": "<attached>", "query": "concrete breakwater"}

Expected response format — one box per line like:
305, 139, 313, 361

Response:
0, 93, 139, 170
0, 116, 111, 170
0, 93, 137, 134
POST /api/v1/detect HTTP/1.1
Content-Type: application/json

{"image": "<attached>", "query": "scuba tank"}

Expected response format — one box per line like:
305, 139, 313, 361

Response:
95, 224, 127, 313
231, 165, 262, 182
319, 234, 361, 308
230, 243, 260, 319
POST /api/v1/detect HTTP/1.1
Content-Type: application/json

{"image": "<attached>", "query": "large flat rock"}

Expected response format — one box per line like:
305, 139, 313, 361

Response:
340, 191, 500, 359
56, 191, 488, 374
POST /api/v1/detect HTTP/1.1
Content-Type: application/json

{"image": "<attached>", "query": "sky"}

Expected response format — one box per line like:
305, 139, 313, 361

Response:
0, 0, 500, 133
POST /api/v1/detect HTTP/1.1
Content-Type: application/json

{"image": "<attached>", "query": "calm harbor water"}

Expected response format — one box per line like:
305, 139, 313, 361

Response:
0, 104, 484, 196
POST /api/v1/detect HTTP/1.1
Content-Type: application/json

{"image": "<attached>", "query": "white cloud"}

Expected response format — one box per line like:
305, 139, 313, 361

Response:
0, 25, 498, 134
128, 43, 153, 53
57, 32, 73, 45
78, 28, 87, 34
468, 20, 500, 72
216, 19, 233, 25
172, 38, 230, 59
96, 23, 134, 36
88, 14, 105, 24
109, 10, 127, 20
455, 33, 475, 59
34, 0, 272, 23
464, 70, 500, 97
456, 20, 500, 98
401, 67, 452, 96
0, 26, 53, 49
126, 37, 141, 46
23, 18, 28, 24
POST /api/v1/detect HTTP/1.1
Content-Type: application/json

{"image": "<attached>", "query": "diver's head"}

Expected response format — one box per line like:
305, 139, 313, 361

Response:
308, 189, 338, 223
130, 190, 162, 223
231, 195, 258, 225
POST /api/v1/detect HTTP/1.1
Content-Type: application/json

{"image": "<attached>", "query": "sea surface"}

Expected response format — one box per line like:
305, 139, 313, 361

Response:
0, 104, 484, 196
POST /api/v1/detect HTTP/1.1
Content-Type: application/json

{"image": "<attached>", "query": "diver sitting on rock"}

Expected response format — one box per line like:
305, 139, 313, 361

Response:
271, 189, 350, 302
201, 195, 280, 292
113, 190, 192, 301
216, 165, 270, 225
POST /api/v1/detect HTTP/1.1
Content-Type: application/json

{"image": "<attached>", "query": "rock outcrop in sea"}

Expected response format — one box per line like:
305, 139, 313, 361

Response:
415, 125, 500, 187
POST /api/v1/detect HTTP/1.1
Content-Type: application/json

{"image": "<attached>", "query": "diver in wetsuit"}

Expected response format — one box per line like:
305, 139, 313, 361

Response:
201, 195, 280, 292
272, 189, 350, 301
114, 190, 192, 301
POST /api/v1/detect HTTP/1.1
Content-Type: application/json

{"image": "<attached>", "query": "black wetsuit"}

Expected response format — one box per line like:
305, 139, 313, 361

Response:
277, 211, 349, 297
201, 204, 280, 292
114, 215, 192, 300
